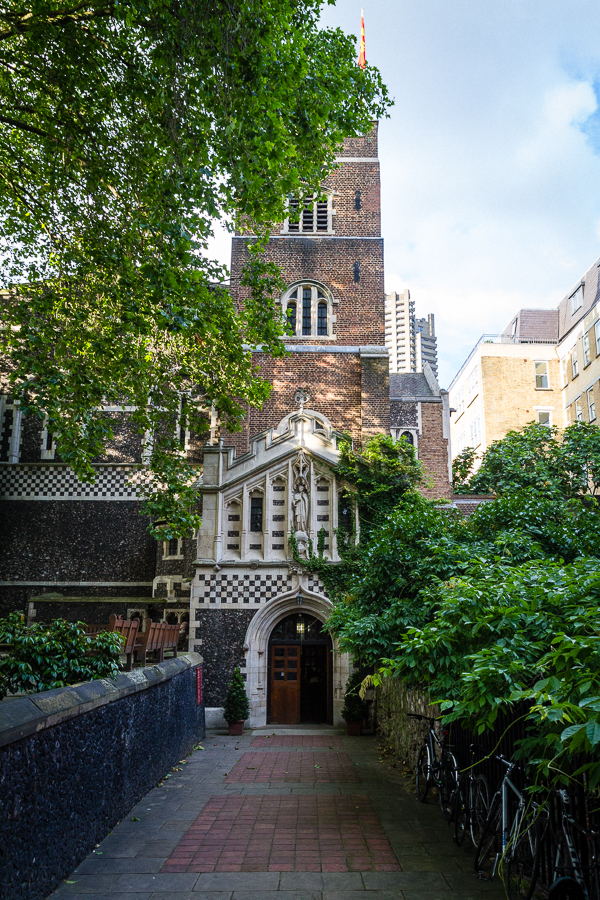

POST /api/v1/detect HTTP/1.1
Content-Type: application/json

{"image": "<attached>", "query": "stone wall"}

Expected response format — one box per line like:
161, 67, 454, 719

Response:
0, 653, 205, 900
375, 676, 441, 767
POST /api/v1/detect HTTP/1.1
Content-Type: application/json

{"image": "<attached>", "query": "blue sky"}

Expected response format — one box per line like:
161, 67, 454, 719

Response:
211, 1, 600, 386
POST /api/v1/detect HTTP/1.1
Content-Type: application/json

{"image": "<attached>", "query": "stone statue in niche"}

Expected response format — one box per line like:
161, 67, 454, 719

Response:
292, 449, 310, 556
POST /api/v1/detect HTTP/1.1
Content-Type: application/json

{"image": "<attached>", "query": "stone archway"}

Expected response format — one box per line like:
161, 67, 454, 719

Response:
243, 586, 350, 727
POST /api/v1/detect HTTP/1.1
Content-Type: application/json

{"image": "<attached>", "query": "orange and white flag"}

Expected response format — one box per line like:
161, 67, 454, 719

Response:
358, 8, 366, 68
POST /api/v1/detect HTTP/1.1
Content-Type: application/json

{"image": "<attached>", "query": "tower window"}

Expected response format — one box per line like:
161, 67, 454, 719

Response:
317, 302, 328, 336
286, 299, 297, 333
354, 190, 362, 211
250, 497, 263, 532
285, 194, 332, 233
353, 261, 360, 283
168, 538, 179, 557
302, 287, 312, 335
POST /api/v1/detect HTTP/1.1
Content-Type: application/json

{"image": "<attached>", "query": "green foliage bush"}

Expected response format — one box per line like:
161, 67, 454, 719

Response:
0, 614, 123, 700
223, 667, 250, 723
341, 671, 367, 723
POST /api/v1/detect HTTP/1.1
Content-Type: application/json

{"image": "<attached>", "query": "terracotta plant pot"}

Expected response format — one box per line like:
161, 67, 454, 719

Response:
346, 720, 362, 736
227, 720, 244, 736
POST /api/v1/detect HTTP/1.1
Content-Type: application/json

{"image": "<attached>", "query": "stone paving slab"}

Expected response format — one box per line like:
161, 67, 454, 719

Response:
224, 751, 360, 783
50, 728, 506, 900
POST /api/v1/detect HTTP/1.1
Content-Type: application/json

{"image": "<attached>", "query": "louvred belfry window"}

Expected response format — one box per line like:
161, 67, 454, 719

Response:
285, 195, 332, 233
302, 287, 312, 335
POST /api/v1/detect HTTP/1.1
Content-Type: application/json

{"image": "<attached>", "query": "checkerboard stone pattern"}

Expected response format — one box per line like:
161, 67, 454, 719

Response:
162, 794, 401, 873
224, 751, 360, 783
197, 572, 293, 604
251, 735, 343, 748
0, 464, 140, 500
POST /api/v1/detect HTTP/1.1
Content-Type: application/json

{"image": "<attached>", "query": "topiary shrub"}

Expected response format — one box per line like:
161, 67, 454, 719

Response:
223, 667, 250, 723
341, 670, 367, 723
0, 613, 123, 699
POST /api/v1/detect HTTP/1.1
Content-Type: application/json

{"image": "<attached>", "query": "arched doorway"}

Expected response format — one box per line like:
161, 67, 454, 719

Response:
267, 613, 332, 725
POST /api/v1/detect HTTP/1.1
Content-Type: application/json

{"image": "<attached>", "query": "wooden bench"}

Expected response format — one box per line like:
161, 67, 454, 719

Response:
85, 615, 140, 670
134, 619, 180, 666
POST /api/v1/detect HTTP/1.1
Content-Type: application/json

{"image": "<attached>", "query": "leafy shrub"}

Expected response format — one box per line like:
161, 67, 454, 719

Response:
0, 614, 123, 699
341, 671, 367, 722
223, 667, 250, 723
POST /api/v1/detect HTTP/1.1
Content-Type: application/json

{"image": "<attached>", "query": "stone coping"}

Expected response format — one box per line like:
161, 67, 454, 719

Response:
0, 651, 203, 749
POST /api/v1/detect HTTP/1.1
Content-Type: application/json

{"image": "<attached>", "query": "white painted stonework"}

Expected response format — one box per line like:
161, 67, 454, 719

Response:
190, 409, 355, 727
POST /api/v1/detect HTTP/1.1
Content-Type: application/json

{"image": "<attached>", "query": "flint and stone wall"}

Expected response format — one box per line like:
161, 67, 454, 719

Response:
375, 676, 441, 767
0, 653, 205, 900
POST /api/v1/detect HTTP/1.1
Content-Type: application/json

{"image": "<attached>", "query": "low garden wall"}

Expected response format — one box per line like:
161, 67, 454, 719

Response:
375, 675, 441, 767
0, 652, 205, 900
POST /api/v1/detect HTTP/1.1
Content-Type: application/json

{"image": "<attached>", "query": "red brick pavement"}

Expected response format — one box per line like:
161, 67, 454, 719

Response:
224, 751, 360, 784
250, 735, 343, 748
161, 794, 401, 873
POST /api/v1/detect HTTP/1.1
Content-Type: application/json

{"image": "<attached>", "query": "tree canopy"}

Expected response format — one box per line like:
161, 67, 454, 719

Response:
324, 423, 600, 785
0, 0, 391, 535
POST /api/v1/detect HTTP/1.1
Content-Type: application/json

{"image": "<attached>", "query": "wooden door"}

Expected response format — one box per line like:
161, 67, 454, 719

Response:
269, 644, 300, 724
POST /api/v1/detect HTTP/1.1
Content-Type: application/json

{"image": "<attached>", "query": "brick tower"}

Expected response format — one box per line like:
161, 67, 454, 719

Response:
191, 125, 389, 728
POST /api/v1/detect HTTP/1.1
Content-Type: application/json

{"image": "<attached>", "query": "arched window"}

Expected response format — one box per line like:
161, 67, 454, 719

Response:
401, 431, 414, 445
282, 283, 334, 339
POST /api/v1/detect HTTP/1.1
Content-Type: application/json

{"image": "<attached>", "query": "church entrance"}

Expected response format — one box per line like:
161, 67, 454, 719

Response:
268, 613, 332, 725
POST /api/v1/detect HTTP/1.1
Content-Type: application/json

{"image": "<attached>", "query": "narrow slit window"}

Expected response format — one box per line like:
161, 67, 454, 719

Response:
250, 497, 263, 532
317, 301, 327, 336
302, 287, 312, 335
45, 430, 53, 452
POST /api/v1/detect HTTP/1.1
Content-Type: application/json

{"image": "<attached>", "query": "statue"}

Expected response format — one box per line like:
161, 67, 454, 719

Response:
292, 449, 310, 557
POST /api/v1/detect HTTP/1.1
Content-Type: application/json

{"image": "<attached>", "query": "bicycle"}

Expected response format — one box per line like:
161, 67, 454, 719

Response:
475, 755, 546, 900
546, 789, 600, 900
409, 712, 460, 820
453, 743, 491, 848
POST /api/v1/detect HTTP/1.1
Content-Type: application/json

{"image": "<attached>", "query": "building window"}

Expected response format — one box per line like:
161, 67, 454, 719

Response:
535, 361, 549, 389
584, 333, 591, 367
457, 430, 467, 453
282, 283, 333, 338
164, 538, 181, 558
589, 389, 596, 422
571, 284, 584, 314
285, 194, 332, 234
400, 431, 414, 445
466, 369, 479, 405
572, 353, 579, 379
250, 496, 263, 532
469, 416, 481, 448
575, 397, 583, 421
455, 388, 465, 418
40, 416, 56, 460
537, 410, 552, 427
595, 320, 600, 356
286, 301, 297, 333
302, 287, 312, 335
317, 302, 328, 336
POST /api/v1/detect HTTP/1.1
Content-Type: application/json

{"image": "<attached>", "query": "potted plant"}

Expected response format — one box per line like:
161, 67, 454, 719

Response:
223, 667, 250, 736
341, 671, 367, 736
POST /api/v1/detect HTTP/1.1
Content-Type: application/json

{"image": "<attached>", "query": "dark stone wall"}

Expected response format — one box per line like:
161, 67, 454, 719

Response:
196, 609, 255, 706
0, 662, 205, 900
30, 599, 166, 625
0, 500, 156, 617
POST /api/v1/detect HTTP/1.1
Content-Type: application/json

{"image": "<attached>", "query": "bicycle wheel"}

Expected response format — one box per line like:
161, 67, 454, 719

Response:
416, 743, 431, 803
454, 773, 468, 846
470, 774, 491, 849
475, 795, 502, 877
505, 808, 546, 900
438, 750, 460, 820
548, 877, 586, 899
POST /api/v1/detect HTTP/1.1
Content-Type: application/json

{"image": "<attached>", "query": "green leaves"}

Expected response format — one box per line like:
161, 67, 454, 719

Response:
0, 0, 391, 535
0, 613, 122, 698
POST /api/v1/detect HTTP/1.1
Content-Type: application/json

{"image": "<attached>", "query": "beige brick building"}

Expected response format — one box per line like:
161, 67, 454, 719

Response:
556, 258, 600, 426
449, 312, 564, 463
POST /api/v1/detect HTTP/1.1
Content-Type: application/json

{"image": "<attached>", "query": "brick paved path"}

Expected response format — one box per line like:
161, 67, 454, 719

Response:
50, 727, 505, 900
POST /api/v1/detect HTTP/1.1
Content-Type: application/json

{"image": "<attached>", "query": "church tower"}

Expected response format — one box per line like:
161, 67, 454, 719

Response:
191, 125, 389, 727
